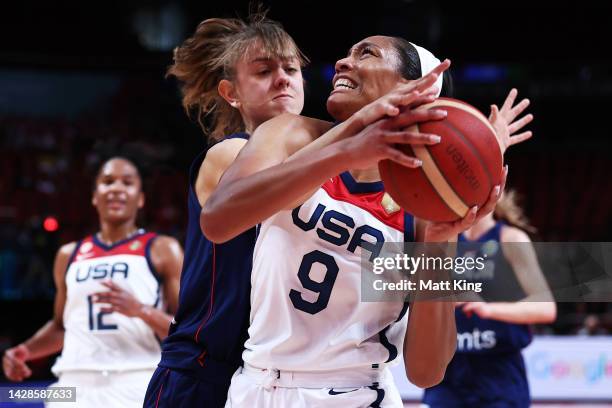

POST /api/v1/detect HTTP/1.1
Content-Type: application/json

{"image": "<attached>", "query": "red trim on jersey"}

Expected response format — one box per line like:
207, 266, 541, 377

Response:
73, 232, 157, 262
321, 176, 404, 231
154, 368, 169, 408
194, 243, 216, 355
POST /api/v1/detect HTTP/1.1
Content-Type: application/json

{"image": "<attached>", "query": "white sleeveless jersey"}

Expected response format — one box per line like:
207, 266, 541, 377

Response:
244, 173, 413, 372
52, 230, 163, 374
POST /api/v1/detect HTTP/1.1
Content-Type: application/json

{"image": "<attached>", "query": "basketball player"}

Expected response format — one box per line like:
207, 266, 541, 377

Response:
142, 13, 308, 408
422, 191, 556, 408
1, 157, 183, 407
144, 15, 447, 408
202, 36, 533, 407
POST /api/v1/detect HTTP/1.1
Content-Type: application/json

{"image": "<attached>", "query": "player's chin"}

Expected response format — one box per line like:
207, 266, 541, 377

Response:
103, 209, 133, 223
270, 98, 302, 115
326, 95, 357, 122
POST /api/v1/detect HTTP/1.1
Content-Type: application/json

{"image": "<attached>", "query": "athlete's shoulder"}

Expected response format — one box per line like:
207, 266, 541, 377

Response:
57, 241, 78, 260
149, 234, 182, 254
53, 241, 79, 280
194, 137, 249, 206
148, 234, 183, 279
500, 224, 531, 243
204, 137, 249, 168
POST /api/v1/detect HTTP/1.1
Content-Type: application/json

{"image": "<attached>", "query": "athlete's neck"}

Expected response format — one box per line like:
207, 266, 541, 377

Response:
98, 221, 140, 245
462, 214, 496, 241
349, 167, 381, 183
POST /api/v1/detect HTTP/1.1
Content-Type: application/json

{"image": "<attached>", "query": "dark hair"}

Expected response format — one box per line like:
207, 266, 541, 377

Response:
92, 155, 145, 192
167, 10, 308, 142
391, 37, 454, 97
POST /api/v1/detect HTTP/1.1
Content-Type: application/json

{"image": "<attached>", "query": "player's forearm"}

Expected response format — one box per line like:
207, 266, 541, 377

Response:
404, 300, 456, 388
403, 243, 456, 388
201, 143, 348, 243
288, 116, 363, 161
485, 301, 556, 324
22, 321, 64, 360
137, 306, 173, 339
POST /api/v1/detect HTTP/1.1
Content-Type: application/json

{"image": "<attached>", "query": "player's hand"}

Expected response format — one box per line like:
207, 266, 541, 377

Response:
423, 166, 508, 242
459, 302, 493, 319
352, 59, 451, 129
2, 344, 32, 382
489, 88, 533, 154
93, 280, 143, 318
335, 106, 447, 170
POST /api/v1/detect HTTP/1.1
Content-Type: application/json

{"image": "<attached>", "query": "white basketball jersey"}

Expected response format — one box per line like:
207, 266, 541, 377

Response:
52, 230, 163, 374
244, 173, 413, 372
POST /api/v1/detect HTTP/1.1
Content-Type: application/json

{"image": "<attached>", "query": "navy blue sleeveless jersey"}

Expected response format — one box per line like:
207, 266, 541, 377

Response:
455, 222, 532, 355
158, 133, 255, 383
423, 222, 532, 408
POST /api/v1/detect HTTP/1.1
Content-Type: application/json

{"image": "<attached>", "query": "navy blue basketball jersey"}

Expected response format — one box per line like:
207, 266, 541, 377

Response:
158, 133, 255, 384
422, 222, 532, 408
455, 222, 532, 355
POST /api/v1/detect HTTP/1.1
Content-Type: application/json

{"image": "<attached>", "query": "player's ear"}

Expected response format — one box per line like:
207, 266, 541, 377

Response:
218, 79, 240, 108
91, 192, 98, 207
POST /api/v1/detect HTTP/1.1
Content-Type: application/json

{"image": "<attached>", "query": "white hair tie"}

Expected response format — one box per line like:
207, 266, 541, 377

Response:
409, 42, 444, 97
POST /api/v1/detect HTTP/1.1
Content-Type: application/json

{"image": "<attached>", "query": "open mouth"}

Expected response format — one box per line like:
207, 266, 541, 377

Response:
333, 77, 358, 90
107, 200, 127, 209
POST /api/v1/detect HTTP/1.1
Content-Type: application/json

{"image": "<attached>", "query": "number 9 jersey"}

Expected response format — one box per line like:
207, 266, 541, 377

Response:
243, 172, 414, 372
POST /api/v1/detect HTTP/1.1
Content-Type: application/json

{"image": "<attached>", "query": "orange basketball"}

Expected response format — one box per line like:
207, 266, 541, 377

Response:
379, 98, 503, 222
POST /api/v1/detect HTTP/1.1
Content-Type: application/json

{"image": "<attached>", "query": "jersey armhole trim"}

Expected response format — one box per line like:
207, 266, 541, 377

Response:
145, 235, 163, 284
65, 240, 82, 276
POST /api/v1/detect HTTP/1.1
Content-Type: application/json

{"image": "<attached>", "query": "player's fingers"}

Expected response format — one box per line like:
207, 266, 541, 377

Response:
102, 280, 121, 291
508, 98, 530, 122
383, 104, 400, 117
391, 107, 447, 129
415, 59, 451, 92
383, 147, 422, 168
508, 113, 533, 134
93, 293, 120, 303
383, 131, 441, 145
412, 73, 438, 94
500, 88, 518, 113
456, 206, 478, 231
388, 90, 420, 108
488, 104, 499, 123
99, 306, 114, 313
407, 89, 438, 109
477, 185, 501, 220
509, 131, 533, 146
9, 359, 30, 378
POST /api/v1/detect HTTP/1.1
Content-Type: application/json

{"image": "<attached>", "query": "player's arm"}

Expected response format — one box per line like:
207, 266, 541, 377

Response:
193, 137, 248, 208
93, 236, 183, 339
136, 235, 183, 338
202, 104, 447, 243
201, 66, 450, 244
403, 176, 506, 387
200, 113, 336, 243
459, 226, 557, 324
402, 219, 456, 388
2, 243, 73, 381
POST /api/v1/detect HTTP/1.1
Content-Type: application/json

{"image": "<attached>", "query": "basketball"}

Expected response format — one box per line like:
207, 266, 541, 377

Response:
379, 97, 504, 222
